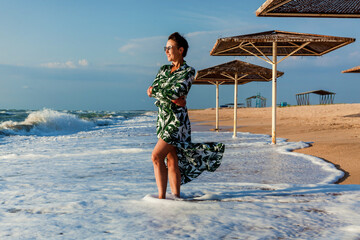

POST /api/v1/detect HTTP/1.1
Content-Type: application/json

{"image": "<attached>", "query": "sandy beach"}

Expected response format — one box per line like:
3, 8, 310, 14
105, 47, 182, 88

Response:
189, 103, 360, 185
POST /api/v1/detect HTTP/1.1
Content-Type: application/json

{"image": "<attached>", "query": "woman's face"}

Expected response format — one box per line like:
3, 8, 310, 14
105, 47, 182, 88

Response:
165, 39, 184, 63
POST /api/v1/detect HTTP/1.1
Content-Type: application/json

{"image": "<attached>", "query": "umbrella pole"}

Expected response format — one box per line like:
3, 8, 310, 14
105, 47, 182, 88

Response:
272, 42, 277, 144
216, 81, 219, 131
233, 74, 238, 138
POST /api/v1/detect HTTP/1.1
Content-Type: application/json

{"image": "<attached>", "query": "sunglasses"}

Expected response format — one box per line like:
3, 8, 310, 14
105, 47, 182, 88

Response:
164, 45, 176, 51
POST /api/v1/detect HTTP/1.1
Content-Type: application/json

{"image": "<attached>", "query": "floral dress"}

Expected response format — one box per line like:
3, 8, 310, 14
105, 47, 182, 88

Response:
151, 62, 225, 184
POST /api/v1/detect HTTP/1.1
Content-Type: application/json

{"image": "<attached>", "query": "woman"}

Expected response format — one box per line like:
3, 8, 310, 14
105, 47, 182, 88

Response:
147, 32, 224, 199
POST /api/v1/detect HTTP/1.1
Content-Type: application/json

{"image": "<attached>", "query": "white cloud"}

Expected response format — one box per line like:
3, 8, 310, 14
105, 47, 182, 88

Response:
116, 25, 266, 68
119, 42, 138, 54
118, 36, 165, 56
41, 59, 89, 69
65, 61, 76, 68
349, 50, 360, 60
78, 59, 89, 66
185, 30, 218, 38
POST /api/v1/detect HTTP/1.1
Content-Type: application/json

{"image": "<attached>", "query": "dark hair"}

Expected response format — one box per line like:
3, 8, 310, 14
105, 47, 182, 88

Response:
168, 32, 189, 58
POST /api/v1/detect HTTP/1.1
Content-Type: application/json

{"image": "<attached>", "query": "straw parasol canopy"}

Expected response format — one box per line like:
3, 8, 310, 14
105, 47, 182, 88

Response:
342, 65, 360, 73
193, 60, 284, 137
210, 30, 355, 58
210, 30, 355, 144
256, 0, 360, 18
195, 60, 284, 84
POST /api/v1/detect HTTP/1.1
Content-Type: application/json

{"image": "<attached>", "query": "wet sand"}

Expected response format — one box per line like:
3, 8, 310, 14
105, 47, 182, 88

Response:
189, 104, 360, 184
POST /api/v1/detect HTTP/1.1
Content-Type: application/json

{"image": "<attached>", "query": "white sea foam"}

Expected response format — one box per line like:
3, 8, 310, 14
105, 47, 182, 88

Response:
1, 148, 149, 160
0, 111, 359, 239
0, 109, 94, 136
275, 140, 344, 184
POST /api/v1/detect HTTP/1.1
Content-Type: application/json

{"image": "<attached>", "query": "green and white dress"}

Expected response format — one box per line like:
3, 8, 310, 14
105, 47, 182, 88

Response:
151, 62, 225, 185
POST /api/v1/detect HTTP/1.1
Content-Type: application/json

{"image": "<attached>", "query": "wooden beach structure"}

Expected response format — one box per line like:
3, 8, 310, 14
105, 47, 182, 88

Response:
210, 30, 355, 144
342, 65, 360, 73
256, 0, 360, 18
193, 60, 284, 137
296, 90, 336, 105
246, 94, 267, 108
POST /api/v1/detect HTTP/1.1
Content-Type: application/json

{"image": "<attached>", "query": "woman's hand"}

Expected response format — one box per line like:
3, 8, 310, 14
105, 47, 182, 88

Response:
147, 86, 153, 97
172, 96, 186, 107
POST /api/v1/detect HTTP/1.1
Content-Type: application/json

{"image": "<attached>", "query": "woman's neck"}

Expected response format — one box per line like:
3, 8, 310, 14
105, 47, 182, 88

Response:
171, 59, 184, 72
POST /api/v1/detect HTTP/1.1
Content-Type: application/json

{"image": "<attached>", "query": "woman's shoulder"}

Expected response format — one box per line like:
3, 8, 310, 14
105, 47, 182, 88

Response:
183, 62, 195, 74
159, 64, 171, 71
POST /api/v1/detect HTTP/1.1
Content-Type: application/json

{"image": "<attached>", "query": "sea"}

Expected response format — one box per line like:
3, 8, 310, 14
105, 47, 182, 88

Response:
0, 108, 360, 239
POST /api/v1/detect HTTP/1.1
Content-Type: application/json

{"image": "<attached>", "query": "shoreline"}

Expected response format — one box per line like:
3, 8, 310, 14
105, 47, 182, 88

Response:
189, 104, 360, 185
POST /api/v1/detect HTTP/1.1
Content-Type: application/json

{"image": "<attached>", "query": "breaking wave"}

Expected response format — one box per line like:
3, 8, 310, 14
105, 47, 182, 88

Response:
0, 109, 95, 136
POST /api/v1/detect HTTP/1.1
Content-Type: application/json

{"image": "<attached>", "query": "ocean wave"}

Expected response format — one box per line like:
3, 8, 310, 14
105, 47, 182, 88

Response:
123, 113, 156, 125
0, 109, 95, 136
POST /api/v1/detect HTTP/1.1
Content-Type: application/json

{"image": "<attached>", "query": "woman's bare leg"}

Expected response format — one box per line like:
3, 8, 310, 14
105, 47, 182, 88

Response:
152, 138, 176, 199
166, 148, 181, 197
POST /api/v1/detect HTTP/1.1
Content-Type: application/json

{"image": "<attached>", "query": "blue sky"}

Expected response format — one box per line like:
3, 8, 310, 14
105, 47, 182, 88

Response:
1, 0, 359, 111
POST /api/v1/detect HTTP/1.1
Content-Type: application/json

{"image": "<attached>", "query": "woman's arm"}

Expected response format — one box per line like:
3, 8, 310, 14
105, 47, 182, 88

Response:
147, 86, 153, 97
171, 96, 186, 107
152, 67, 195, 101
149, 85, 186, 107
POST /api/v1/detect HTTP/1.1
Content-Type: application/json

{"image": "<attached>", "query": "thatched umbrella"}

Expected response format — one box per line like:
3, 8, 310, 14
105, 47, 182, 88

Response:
342, 65, 360, 73
210, 30, 355, 144
256, 0, 360, 18
193, 60, 284, 137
